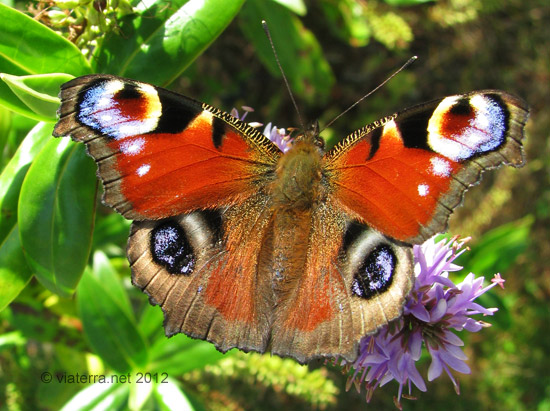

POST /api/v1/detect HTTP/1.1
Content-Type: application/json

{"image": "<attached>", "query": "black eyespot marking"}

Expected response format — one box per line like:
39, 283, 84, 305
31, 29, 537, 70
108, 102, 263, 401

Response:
398, 109, 431, 150
117, 83, 141, 100
151, 221, 196, 275
212, 116, 227, 149
154, 90, 201, 134
352, 245, 396, 299
367, 127, 383, 160
341, 221, 365, 254
449, 97, 472, 116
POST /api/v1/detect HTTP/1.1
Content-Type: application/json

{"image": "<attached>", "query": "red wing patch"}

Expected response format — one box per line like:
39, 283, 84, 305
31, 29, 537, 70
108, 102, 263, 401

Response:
327, 123, 462, 242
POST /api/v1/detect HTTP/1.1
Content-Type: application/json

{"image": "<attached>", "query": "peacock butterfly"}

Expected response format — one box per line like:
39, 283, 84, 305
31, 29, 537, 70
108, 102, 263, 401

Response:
53, 74, 528, 364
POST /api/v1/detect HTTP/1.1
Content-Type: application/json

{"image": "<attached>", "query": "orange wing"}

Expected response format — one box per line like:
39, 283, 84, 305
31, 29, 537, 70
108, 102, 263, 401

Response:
53, 75, 281, 220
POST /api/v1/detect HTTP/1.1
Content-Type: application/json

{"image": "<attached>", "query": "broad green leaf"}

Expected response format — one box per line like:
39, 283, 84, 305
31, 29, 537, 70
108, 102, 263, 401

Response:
149, 335, 228, 375
0, 105, 11, 166
138, 301, 165, 340
94, 0, 190, 75
240, 0, 334, 103
0, 4, 89, 122
0, 122, 50, 309
128, 377, 154, 410
154, 379, 195, 411
0, 122, 52, 242
60, 381, 129, 411
458, 216, 533, 277
272, 0, 307, 15
0, 111, 38, 168
0, 3, 90, 76
0, 225, 31, 311
18, 138, 96, 297
92, 251, 134, 320
0, 73, 73, 122
77, 267, 148, 373
95, 0, 245, 85
91, 213, 131, 254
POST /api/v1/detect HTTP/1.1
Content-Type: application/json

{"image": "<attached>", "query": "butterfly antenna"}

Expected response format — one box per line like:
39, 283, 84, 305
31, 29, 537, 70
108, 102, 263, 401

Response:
322, 56, 418, 132
262, 20, 306, 131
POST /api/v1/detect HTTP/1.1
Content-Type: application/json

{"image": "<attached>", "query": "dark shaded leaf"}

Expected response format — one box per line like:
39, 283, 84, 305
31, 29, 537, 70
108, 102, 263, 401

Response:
18, 138, 96, 297
77, 266, 148, 373
0, 3, 90, 76
0, 122, 52, 244
149, 334, 229, 375
0, 225, 31, 311
240, 0, 334, 103
95, 0, 245, 85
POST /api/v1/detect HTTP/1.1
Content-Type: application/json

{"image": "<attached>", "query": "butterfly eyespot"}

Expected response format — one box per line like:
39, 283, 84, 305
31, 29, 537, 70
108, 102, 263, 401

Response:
351, 245, 396, 299
150, 221, 196, 275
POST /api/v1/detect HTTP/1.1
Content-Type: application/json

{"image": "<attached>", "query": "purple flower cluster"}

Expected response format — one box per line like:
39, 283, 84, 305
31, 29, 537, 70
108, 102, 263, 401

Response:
344, 236, 505, 407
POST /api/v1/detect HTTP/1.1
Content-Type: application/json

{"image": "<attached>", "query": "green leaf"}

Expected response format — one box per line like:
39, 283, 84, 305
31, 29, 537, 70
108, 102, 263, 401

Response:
320, 0, 372, 47
0, 330, 25, 348
128, 377, 154, 410
60, 381, 129, 411
0, 122, 48, 309
138, 301, 165, 340
0, 225, 31, 311
272, 0, 307, 15
154, 379, 195, 411
240, 0, 334, 103
458, 216, 533, 277
0, 4, 89, 121
18, 138, 96, 297
0, 3, 90, 76
149, 335, 228, 375
92, 251, 134, 320
0, 122, 52, 243
77, 267, 148, 373
0, 73, 73, 122
91, 213, 131, 254
95, 0, 245, 85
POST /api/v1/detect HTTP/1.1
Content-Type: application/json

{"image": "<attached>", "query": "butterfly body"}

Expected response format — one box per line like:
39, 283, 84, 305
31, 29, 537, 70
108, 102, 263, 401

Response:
53, 74, 528, 363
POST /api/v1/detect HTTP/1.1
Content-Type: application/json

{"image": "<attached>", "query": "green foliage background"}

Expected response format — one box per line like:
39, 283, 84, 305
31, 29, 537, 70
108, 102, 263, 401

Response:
0, 0, 548, 409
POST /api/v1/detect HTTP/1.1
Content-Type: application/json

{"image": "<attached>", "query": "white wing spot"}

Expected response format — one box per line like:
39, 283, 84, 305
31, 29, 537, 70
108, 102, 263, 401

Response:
430, 157, 451, 177
120, 137, 145, 155
418, 184, 429, 197
137, 164, 150, 177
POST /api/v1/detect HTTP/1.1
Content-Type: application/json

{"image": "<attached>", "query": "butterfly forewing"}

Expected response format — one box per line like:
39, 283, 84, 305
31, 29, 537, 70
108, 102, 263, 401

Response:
53, 75, 281, 221
324, 90, 528, 244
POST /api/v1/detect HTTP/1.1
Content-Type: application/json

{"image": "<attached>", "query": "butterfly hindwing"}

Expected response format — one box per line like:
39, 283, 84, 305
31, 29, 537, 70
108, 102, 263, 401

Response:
325, 91, 528, 243
53, 74, 281, 220
269, 199, 413, 362
128, 194, 276, 354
